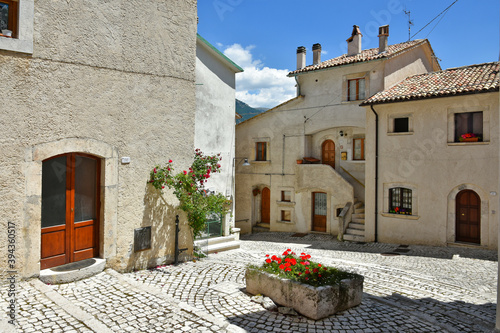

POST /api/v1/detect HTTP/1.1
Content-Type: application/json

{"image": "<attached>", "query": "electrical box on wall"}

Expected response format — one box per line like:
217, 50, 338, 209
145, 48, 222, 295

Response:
341, 152, 347, 160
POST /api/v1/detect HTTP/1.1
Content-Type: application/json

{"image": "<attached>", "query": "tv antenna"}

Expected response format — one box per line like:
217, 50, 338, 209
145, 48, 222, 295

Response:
404, 9, 414, 41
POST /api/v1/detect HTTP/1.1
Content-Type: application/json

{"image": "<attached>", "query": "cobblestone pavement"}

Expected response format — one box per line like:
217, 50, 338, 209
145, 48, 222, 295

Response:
1, 232, 498, 332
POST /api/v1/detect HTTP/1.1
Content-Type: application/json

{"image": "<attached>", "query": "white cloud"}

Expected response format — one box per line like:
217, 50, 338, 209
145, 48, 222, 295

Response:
223, 44, 296, 109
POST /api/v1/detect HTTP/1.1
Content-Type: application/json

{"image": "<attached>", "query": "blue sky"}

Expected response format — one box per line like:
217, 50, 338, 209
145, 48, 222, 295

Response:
198, 0, 499, 108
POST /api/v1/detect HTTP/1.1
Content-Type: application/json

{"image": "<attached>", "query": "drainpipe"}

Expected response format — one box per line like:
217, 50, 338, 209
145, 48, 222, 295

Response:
370, 105, 379, 243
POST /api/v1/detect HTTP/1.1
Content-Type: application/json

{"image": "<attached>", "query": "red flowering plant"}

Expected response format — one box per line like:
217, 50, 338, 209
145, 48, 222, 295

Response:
256, 249, 356, 287
149, 149, 231, 238
459, 133, 481, 142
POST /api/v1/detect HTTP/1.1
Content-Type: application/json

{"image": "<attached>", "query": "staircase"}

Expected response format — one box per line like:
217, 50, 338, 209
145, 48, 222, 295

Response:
252, 223, 270, 233
343, 201, 365, 242
193, 234, 240, 254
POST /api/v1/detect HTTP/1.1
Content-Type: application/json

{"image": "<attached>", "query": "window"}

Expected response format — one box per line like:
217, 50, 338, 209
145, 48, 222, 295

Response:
394, 117, 409, 133
389, 188, 412, 215
0, 1, 18, 38
348, 78, 365, 101
454, 112, 483, 142
281, 210, 291, 222
281, 190, 291, 202
256, 142, 267, 161
353, 138, 364, 160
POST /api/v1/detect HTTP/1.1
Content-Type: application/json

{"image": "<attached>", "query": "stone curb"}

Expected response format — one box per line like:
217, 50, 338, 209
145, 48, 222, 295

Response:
105, 269, 246, 333
30, 278, 113, 332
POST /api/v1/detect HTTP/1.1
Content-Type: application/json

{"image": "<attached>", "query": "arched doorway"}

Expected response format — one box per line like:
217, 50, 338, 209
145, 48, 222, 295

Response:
456, 189, 480, 244
261, 187, 270, 224
322, 140, 335, 169
41, 153, 100, 269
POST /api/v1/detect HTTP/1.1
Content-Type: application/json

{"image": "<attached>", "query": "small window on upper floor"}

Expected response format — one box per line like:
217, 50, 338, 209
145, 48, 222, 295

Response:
256, 142, 267, 161
281, 190, 291, 202
348, 78, 365, 101
0, 0, 18, 38
394, 117, 409, 133
454, 111, 483, 142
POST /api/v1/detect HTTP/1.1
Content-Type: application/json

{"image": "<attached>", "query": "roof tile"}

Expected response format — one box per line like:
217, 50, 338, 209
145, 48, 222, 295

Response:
288, 39, 427, 76
361, 61, 500, 105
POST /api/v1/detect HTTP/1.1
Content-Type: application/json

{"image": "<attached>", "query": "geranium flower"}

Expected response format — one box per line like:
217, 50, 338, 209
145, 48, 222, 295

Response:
279, 264, 285, 270
265, 259, 272, 264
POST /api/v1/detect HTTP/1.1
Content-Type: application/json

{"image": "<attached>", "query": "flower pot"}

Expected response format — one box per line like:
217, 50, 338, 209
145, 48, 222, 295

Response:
462, 137, 479, 142
245, 268, 363, 320
296, 159, 303, 164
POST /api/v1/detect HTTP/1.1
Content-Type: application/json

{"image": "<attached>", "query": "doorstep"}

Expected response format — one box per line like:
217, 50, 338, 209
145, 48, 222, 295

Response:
39, 258, 106, 284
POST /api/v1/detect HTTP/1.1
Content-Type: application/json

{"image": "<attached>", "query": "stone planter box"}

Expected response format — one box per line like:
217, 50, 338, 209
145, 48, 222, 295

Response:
245, 267, 363, 320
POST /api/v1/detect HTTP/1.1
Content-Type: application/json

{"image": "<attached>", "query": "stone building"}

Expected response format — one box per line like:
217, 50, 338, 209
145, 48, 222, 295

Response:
194, 34, 243, 252
235, 25, 440, 240
0, 0, 198, 279
362, 61, 500, 249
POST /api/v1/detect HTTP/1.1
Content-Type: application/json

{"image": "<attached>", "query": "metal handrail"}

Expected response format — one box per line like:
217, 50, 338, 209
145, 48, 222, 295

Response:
340, 166, 365, 188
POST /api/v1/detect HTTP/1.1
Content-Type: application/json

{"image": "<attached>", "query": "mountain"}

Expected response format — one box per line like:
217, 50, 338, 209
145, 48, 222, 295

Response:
236, 99, 268, 124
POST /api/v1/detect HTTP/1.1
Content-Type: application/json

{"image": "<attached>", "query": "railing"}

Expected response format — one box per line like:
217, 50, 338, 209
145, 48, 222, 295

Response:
340, 166, 365, 188
337, 202, 352, 241
197, 214, 223, 239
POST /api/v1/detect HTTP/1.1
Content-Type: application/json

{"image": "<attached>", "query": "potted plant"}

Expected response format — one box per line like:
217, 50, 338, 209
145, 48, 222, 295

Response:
459, 133, 480, 142
246, 249, 363, 320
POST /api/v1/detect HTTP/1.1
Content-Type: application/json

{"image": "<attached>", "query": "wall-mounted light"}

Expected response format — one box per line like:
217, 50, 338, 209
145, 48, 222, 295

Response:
234, 157, 251, 167
339, 130, 344, 137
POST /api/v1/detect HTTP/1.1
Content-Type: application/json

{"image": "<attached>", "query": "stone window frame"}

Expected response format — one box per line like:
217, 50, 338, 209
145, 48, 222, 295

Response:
387, 113, 413, 135
447, 105, 490, 145
251, 137, 271, 163
343, 72, 369, 103
0, 0, 33, 54
381, 182, 419, 220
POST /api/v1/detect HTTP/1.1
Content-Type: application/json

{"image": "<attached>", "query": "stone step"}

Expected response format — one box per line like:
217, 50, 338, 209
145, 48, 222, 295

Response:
256, 223, 270, 229
252, 226, 270, 233
354, 208, 365, 214
195, 235, 236, 246
345, 227, 364, 236
352, 218, 365, 224
353, 201, 363, 209
39, 258, 106, 284
349, 222, 365, 230
205, 240, 240, 254
352, 213, 365, 219
343, 234, 365, 242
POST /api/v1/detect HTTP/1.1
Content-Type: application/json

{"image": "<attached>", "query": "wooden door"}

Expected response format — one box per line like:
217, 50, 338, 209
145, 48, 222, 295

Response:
261, 187, 270, 224
456, 190, 480, 244
322, 140, 335, 169
41, 153, 100, 270
312, 192, 327, 232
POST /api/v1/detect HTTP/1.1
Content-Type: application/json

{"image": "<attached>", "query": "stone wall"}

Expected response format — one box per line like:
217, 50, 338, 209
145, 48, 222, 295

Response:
0, 0, 198, 278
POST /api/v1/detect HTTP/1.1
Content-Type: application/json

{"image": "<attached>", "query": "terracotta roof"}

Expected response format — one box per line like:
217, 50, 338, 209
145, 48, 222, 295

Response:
288, 39, 427, 76
361, 61, 500, 105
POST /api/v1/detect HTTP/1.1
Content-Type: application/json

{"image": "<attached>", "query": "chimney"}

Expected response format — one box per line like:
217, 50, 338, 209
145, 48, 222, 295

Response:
312, 43, 321, 65
296, 46, 306, 70
378, 25, 389, 53
346, 25, 362, 56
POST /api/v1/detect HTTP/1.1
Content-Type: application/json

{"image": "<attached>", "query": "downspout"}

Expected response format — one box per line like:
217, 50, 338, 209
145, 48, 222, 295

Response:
370, 105, 379, 243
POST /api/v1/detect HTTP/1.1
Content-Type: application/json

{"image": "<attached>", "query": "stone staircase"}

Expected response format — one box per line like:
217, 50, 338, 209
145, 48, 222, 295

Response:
252, 223, 270, 233
343, 201, 365, 242
193, 234, 240, 254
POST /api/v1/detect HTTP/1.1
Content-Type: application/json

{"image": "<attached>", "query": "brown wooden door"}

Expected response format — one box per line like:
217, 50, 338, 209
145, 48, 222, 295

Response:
312, 192, 327, 232
261, 187, 270, 224
456, 190, 480, 244
41, 153, 100, 270
322, 140, 335, 169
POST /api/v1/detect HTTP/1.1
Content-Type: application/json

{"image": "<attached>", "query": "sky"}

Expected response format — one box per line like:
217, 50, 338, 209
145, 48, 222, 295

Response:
197, 0, 500, 109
